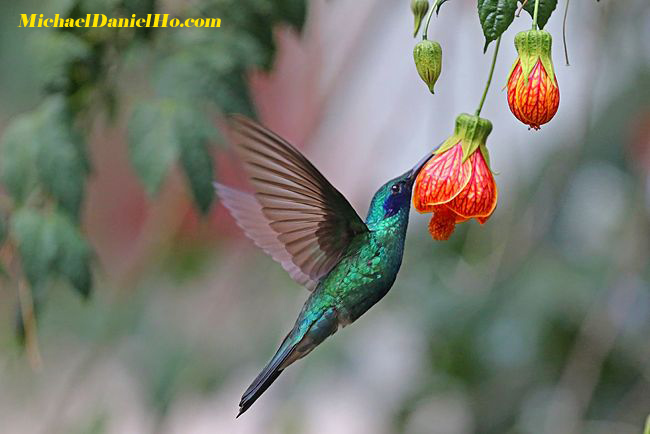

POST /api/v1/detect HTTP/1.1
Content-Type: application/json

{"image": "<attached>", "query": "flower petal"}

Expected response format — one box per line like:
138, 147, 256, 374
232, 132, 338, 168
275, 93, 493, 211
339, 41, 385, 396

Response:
507, 60, 527, 123
446, 150, 498, 219
514, 59, 560, 129
428, 208, 456, 241
413, 142, 472, 213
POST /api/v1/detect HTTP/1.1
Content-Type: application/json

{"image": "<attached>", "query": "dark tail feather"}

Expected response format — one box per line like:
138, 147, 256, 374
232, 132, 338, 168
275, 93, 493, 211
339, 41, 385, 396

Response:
237, 338, 294, 417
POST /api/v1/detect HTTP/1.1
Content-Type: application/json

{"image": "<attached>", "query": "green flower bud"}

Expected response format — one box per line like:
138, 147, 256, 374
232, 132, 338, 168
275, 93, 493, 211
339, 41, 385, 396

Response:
413, 39, 442, 94
411, 0, 430, 37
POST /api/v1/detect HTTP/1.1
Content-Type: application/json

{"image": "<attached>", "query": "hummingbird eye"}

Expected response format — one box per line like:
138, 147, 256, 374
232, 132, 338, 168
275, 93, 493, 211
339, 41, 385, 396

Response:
391, 184, 401, 194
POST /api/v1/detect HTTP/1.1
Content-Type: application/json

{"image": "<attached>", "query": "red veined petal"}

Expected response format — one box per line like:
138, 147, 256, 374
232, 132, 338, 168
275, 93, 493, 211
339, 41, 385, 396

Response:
413, 142, 472, 213
507, 60, 527, 124
513, 59, 560, 129
446, 150, 498, 219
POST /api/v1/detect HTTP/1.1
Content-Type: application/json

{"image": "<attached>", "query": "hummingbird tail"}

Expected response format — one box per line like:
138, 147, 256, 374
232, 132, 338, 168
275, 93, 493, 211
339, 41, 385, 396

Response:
237, 308, 340, 417
237, 335, 293, 418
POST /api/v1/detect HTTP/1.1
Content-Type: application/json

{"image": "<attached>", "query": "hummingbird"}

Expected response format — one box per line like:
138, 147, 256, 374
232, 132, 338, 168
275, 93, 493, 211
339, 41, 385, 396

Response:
215, 116, 433, 417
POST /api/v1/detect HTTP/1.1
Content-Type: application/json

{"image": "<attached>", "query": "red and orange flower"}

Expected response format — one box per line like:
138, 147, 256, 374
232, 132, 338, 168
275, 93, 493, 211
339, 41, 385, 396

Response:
506, 30, 560, 130
414, 114, 497, 240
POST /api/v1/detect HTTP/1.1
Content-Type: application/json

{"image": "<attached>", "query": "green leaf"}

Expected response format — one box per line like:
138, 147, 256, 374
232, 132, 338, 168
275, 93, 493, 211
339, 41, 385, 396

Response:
0, 97, 88, 218
478, 0, 518, 51
435, 0, 452, 13
128, 100, 182, 195
179, 135, 215, 214
644, 414, 650, 434
0, 117, 41, 204
11, 208, 93, 298
128, 99, 216, 209
28, 31, 90, 91
0, 210, 7, 246
51, 212, 92, 298
35, 97, 87, 219
522, 0, 558, 29
11, 209, 59, 288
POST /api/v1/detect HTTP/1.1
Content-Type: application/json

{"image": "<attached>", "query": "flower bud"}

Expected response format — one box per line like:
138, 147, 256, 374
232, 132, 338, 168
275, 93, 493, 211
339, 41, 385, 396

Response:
411, 0, 430, 37
506, 30, 560, 130
413, 39, 442, 94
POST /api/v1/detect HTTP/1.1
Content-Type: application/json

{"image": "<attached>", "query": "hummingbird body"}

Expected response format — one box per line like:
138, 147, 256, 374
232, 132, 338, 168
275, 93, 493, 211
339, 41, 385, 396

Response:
216, 116, 431, 417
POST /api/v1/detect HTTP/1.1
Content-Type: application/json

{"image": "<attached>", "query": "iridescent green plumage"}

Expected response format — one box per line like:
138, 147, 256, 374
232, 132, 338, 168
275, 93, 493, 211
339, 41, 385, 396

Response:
216, 116, 432, 417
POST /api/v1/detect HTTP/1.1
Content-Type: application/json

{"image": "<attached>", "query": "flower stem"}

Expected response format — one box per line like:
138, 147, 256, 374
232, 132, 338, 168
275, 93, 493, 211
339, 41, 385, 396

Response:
475, 35, 501, 117
532, 0, 541, 30
422, 1, 437, 40
563, 0, 571, 65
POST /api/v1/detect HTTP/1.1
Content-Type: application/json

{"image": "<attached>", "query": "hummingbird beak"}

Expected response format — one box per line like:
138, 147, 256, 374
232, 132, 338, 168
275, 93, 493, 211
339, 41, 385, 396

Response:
405, 150, 434, 186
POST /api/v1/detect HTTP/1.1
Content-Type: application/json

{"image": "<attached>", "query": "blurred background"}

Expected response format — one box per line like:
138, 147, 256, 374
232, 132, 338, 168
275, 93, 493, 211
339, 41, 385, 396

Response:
0, 0, 649, 433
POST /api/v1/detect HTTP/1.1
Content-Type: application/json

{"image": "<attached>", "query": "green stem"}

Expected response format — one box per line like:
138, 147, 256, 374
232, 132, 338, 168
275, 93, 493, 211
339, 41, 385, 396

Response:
532, 0, 541, 29
475, 35, 501, 117
422, 1, 436, 40
563, 0, 571, 65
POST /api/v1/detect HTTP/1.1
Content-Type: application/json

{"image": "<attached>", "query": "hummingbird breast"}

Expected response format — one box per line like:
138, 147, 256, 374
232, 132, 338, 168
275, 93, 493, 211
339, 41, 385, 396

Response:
319, 230, 406, 325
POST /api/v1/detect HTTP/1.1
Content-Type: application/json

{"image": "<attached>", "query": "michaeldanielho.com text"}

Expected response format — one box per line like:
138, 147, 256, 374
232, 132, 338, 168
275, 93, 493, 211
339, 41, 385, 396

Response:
19, 14, 221, 28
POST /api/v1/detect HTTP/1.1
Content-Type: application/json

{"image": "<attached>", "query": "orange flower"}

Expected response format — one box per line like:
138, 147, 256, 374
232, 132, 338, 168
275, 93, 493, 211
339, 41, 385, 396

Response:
414, 114, 498, 240
506, 30, 560, 130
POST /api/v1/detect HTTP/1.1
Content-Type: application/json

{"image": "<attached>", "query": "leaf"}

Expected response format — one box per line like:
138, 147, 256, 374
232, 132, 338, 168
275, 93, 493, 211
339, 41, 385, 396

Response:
35, 97, 88, 219
522, 0, 558, 29
179, 134, 215, 214
28, 31, 90, 91
478, 0, 518, 51
128, 99, 216, 209
0, 210, 7, 246
435, 0, 452, 13
11, 208, 93, 298
0, 117, 41, 204
0, 97, 88, 218
128, 100, 182, 195
51, 212, 92, 298
11, 209, 59, 288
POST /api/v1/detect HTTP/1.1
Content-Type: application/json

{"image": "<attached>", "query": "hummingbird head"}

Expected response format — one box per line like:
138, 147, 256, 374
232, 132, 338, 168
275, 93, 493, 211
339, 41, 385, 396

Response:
365, 151, 433, 226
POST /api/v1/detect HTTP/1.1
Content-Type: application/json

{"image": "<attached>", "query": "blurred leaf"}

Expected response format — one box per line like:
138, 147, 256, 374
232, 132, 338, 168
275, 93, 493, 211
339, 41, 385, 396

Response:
478, 0, 517, 51
128, 99, 216, 210
0, 97, 88, 218
128, 100, 182, 195
11, 207, 92, 298
522, 0, 557, 29
0, 210, 7, 246
35, 97, 88, 219
177, 113, 216, 213
28, 31, 90, 91
271, 0, 307, 31
0, 117, 40, 204
644, 415, 650, 434
11, 209, 59, 288
52, 212, 92, 298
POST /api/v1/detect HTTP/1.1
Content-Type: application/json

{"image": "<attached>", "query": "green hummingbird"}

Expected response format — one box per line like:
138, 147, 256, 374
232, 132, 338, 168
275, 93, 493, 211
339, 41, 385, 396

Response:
215, 116, 433, 417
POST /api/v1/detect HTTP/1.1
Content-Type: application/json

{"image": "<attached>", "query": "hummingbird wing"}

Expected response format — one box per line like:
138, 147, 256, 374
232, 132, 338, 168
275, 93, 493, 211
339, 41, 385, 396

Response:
215, 116, 368, 291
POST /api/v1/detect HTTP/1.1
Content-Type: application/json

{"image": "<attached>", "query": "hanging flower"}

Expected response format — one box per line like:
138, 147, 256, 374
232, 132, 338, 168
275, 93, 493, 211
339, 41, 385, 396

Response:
414, 114, 498, 240
506, 30, 560, 130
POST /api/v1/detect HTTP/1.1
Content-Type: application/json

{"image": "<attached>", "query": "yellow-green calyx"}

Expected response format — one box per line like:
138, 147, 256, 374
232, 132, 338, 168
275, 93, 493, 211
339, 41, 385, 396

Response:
414, 39, 442, 94
436, 113, 493, 166
513, 29, 556, 85
411, 0, 430, 37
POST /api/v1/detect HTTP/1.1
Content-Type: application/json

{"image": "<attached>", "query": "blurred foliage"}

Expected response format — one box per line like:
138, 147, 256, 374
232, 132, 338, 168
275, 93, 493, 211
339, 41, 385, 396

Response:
0, 1, 648, 434
0, 0, 306, 341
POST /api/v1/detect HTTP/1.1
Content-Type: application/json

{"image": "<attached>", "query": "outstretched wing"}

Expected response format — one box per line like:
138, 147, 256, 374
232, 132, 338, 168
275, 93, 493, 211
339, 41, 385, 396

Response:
215, 116, 368, 290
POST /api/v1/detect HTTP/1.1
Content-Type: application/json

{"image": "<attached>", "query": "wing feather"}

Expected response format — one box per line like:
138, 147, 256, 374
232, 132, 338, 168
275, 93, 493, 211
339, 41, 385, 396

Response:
215, 116, 368, 290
